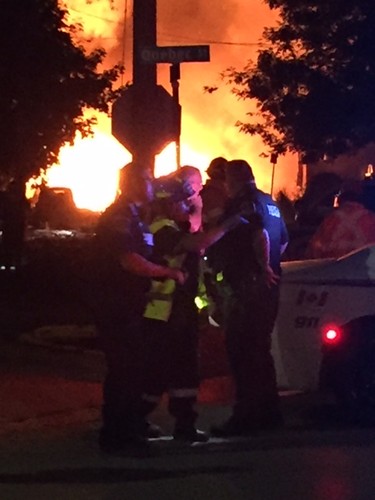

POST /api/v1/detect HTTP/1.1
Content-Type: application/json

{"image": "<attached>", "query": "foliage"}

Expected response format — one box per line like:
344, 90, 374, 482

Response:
275, 189, 297, 225
222, 0, 375, 162
0, 0, 122, 183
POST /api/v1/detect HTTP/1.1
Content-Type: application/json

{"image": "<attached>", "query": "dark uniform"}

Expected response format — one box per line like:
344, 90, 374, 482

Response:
254, 189, 289, 276
214, 184, 288, 431
94, 198, 153, 446
141, 218, 203, 439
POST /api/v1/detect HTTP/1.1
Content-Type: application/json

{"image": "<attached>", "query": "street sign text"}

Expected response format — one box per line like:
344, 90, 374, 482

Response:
140, 45, 210, 64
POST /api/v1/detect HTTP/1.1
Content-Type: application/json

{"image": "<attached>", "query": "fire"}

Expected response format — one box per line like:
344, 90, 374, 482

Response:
44, 111, 211, 212
39, 0, 298, 213
47, 127, 128, 213
46, 125, 211, 212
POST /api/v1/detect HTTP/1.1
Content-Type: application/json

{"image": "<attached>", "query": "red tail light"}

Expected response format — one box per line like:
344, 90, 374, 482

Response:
322, 324, 342, 345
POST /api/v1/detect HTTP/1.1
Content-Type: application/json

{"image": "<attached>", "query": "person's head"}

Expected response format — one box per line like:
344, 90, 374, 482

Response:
206, 157, 227, 181
225, 159, 256, 198
118, 162, 153, 204
174, 166, 203, 199
154, 177, 195, 223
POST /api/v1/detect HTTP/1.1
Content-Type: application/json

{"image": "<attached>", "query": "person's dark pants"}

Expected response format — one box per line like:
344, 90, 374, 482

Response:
225, 280, 281, 426
97, 311, 146, 443
141, 300, 200, 430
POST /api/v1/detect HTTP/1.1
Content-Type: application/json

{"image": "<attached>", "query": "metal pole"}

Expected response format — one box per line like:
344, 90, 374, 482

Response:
132, 0, 157, 173
296, 152, 305, 190
133, 0, 156, 87
270, 153, 278, 197
270, 162, 276, 196
170, 63, 181, 168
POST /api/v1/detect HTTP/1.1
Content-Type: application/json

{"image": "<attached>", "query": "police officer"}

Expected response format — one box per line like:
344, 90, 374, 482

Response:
211, 159, 288, 437
94, 162, 185, 453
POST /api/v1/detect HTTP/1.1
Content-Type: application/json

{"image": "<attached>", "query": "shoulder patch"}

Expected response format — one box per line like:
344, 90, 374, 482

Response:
267, 204, 280, 218
143, 232, 154, 246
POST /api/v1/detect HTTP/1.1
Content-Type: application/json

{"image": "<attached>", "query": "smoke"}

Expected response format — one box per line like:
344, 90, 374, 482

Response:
65, 0, 298, 198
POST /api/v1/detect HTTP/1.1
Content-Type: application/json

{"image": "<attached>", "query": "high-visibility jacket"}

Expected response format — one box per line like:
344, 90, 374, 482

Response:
143, 218, 187, 322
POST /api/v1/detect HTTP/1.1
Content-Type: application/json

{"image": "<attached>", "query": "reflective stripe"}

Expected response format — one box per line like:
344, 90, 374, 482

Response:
144, 277, 176, 321
168, 388, 198, 398
144, 298, 172, 322
216, 271, 224, 282
143, 217, 187, 322
195, 295, 208, 310
148, 278, 176, 299
150, 218, 179, 233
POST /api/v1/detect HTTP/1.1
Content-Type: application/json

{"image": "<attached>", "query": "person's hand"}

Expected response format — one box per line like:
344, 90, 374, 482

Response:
261, 265, 280, 288
166, 268, 187, 285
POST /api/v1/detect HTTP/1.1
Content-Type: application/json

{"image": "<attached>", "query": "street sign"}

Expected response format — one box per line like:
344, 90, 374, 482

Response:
112, 84, 181, 155
140, 45, 210, 64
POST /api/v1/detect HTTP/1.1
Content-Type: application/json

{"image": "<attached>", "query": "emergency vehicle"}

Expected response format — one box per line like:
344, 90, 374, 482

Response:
272, 243, 375, 415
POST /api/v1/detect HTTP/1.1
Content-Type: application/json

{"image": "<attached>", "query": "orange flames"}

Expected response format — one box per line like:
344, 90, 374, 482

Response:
44, 0, 298, 212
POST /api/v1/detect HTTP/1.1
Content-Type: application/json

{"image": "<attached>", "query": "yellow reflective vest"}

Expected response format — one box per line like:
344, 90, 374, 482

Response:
143, 218, 187, 322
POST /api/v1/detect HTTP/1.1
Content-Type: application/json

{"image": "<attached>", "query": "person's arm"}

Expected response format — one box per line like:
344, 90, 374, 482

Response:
253, 228, 279, 287
174, 215, 242, 254
120, 252, 186, 284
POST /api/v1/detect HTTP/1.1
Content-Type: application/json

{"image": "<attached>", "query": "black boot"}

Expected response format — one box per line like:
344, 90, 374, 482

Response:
138, 420, 164, 439
173, 424, 209, 443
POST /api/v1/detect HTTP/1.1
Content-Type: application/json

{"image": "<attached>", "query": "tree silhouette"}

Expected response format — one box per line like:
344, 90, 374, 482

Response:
223, 0, 375, 163
0, 0, 121, 186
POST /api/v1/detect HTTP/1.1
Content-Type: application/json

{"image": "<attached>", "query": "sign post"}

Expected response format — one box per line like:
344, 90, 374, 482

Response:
112, 25, 211, 172
170, 63, 181, 167
140, 44, 210, 169
118, 0, 158, 172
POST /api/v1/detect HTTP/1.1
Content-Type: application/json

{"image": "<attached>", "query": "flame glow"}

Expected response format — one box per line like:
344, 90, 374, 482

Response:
41, 0, 298, 213
47, 130, 129, 212
45, 112, 212, 212
46, 126, 211, 212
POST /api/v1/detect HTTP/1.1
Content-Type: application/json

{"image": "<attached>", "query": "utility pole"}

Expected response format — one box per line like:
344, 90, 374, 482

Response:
132, 0, 157, 172
112, 1, 207, 175
170, 64, 181, 168
296, 152, 305, 190
270, 153, 278, 197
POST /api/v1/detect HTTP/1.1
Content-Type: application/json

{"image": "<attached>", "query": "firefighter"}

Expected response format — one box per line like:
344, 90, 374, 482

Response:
94, 162, 185, 454
211, 159, 289, 437
172, 165, 203, 232
140, 176, 243, 443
